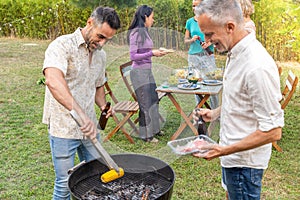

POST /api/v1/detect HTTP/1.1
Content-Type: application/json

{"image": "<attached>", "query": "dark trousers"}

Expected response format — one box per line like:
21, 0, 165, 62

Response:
130, 68, 160, 139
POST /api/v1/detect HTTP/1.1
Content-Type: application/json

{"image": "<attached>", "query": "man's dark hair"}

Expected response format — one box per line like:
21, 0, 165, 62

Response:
91, 6, 121, 30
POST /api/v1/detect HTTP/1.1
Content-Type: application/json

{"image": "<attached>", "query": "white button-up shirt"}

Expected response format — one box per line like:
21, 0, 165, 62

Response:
42, 28, 106, 139
220, 33, 284, 169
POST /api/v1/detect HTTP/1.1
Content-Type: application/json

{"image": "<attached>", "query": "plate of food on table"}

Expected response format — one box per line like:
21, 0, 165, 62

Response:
200, 79, 223, 86
177, 83, 200, 90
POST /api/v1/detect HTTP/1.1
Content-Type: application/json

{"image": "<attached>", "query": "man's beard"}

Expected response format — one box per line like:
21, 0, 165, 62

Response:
85, 29, 103, 51
86, 41, 103, 52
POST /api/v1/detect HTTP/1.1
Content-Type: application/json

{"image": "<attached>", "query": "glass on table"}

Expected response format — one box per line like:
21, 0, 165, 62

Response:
161, 81, 169, 88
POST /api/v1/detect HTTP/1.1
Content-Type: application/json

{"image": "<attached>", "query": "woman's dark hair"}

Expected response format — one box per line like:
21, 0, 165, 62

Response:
127, 5, 153, 45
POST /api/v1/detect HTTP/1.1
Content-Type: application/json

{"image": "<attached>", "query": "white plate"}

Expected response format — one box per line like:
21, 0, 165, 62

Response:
159, 47, 175, 53
177, 83, 201, 90
200, 80, 223, 86
178, 78, 188, 84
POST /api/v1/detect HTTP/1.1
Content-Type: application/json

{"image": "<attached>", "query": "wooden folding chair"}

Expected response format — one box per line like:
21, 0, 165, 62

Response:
272, 70, 298, 152
103, 81, 139, 143
119, 61, 167, 123
277, 66, 283, 76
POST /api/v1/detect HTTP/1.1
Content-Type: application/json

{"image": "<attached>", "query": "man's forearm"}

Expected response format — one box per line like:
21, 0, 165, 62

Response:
222, 127, 282, 156
95, 85, 106, 110
212, 106, 221, 121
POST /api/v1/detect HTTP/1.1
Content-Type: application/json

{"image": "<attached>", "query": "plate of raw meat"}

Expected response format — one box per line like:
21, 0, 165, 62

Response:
167, 135, 217, 155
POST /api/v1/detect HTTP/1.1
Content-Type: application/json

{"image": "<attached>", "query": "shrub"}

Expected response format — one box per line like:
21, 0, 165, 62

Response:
0, 0, 90, 39
0, 0, 299, 61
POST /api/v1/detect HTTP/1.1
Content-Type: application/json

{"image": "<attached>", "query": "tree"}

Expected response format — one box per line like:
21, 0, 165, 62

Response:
70, 0, 137, 9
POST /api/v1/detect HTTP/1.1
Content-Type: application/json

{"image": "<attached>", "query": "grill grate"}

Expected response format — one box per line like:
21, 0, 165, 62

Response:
71, 172, 173, 200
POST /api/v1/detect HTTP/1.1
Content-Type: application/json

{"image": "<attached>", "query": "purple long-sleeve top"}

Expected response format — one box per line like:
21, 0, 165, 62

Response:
129, 29, 153, 69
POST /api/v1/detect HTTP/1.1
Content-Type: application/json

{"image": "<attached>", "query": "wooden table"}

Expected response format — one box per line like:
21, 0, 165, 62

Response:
156, 84, 223, 140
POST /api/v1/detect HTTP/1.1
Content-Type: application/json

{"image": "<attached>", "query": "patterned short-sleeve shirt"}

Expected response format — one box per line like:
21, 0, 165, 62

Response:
42, 28, 106, 139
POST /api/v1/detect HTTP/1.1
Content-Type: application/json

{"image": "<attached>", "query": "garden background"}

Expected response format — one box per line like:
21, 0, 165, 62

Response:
0, 0, 299, 61
0, 0, 299, 199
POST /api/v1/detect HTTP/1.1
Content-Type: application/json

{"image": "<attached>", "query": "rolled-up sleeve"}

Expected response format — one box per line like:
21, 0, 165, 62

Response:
249, 68, 284, 131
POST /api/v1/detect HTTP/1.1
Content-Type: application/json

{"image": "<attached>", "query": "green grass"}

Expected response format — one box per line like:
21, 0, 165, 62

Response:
0, 37, 299, 199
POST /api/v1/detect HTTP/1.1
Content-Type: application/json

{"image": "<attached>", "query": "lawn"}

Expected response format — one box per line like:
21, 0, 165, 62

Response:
0, 37, 299, 199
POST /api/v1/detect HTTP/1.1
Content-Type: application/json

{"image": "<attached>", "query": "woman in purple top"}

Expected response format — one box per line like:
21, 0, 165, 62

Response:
127, 5, 166, 143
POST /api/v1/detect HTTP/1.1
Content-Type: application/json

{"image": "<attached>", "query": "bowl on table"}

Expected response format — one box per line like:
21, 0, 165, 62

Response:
188, 77, 199, 84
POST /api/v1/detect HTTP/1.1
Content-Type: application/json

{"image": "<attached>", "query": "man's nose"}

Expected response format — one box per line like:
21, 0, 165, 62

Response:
98, 38, 108, 46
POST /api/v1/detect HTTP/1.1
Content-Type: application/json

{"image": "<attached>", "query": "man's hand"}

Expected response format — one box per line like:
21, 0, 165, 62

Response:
101, 103, 114, 118
70, 110, 97, 140
193, 107, 221, 125
80, 114, 97, 140
193, 144, 224, 160
193, 108, 212, 125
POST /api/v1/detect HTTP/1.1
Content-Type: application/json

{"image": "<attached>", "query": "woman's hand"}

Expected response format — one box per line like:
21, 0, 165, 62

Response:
152, 49, 167, 57
201, 41, 212, 49
185, 35, 200, 43
191, 35, 200, 42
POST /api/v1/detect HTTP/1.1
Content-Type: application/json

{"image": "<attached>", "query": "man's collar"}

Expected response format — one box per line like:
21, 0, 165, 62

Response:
229, 33, 255, 58
74, 28, 86, 48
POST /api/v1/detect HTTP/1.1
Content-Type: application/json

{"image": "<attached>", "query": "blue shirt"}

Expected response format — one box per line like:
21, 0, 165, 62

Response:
185, 17, 214, 55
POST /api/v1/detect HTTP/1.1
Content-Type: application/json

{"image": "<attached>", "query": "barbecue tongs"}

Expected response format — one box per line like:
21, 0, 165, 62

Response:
70, 110, 124, 183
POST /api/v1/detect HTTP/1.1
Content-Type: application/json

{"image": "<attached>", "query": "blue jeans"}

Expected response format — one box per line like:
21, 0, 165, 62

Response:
49, 135, 100, 200
222, 167, 264, 200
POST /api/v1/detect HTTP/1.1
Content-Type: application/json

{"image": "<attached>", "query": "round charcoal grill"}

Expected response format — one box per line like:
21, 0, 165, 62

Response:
68, 154, 175, 200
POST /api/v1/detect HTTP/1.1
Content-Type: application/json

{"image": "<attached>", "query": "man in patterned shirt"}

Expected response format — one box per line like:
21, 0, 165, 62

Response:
42, 7, 120, 199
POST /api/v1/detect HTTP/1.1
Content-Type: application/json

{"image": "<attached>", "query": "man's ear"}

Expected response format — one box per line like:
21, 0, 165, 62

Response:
87, 18, 93, 27
225, 21, 235, 33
